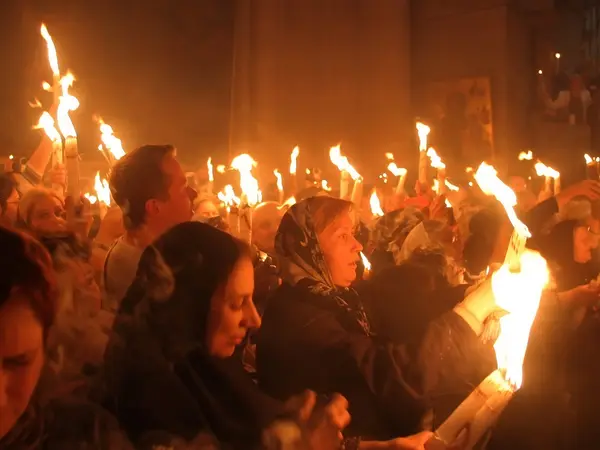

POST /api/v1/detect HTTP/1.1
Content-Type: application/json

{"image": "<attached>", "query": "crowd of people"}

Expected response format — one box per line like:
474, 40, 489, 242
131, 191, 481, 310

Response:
2, 134, 600, 449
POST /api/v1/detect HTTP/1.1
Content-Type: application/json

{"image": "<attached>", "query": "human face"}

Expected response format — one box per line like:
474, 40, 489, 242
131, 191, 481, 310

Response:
151, 155, 196, 233
194, 199, 219, 220
252, 205, 282, 254
205, 257, 260, 358
28, 195, 66, 234
318, 211, 363, 287
0, 292, 45, 440
574, 225, 599, 263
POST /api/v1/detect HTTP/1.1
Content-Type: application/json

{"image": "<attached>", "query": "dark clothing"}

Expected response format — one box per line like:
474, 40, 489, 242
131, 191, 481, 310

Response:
102, 222, 283, 449
0, 398, 132, 449
256, 282, 487, 440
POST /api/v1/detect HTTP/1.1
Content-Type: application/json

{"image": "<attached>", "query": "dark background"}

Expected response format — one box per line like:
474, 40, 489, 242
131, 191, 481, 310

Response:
0, 0, 234, 167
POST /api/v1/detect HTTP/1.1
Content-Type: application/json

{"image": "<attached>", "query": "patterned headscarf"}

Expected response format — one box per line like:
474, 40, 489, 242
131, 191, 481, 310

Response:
275, 198, 371, 335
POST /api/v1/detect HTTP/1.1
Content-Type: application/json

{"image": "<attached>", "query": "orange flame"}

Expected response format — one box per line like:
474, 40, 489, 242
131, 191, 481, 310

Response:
231, 154, 261, 206
207, 157, 214, 182
33, 111, 61, 143
474, 162, 531, 238
360, 252, 372, 272
40, 24, 60, 77
386, 153, 407, 177
83, 192, 97, 204
491, 250, 549, 387
97, 118, 126, 160
273, 169, 283, 192
94, 171, 111, 206
329, 145, 361, 180
426, 147, 446, 170
321, 180, 332, 191
217, 184, 241, 208
416, 122, 431, 152
56, 73, 79, 138
534, 161, 559, 179
290, 146, 300, 174
518, 150, 533, 161
369, 189, 384, 217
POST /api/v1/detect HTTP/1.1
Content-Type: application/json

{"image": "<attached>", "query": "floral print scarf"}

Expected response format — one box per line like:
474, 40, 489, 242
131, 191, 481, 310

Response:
275, 198, 371, 335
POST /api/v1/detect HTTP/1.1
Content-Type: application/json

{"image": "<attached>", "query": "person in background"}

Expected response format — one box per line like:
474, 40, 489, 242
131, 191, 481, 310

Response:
0, 227, 132, 449
0, 172, 19, 227
16, 188, 67, 235
103, 222, 352, 449
252, 201, 284, 257
540, 73, 592, 124
103, 144, 196, 311
192, 195, 220, 222
257, 196, 497, 440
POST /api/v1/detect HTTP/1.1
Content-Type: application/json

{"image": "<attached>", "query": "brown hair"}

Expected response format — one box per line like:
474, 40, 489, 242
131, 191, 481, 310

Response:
0, 226, 57, 339
310, 196, 353, 234
109, 144, 175, 230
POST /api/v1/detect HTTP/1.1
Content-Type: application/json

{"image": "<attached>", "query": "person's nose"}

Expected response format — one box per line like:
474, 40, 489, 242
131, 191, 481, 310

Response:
351, 235, 363, 253
244, 299, 262, 330
0, 369, 7, 409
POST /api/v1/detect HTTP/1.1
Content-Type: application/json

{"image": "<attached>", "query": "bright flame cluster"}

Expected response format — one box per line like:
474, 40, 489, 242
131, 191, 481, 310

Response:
329, 145, 361, 180
426, 148, 446, 170
369, 190, 384, 217
491, 250, 549, 387
385, 153, 407, 177
97, 119, 126, 160
534, 161, 559, 179
416, 122, 431, 152
474, 162, 531, 238
230, 154, 261, 206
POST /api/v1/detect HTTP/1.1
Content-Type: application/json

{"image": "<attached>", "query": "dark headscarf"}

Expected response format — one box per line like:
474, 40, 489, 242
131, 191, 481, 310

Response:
103, 222, 281, 446
275, 198, 371, 335
537, 220, 597, 290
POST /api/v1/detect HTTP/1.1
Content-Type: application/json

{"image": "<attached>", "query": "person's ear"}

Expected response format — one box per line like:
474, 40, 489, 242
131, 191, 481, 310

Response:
145, 198, 161, 218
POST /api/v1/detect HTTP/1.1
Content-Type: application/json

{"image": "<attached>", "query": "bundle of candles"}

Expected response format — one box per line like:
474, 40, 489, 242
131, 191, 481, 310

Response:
425, 163, 549, 450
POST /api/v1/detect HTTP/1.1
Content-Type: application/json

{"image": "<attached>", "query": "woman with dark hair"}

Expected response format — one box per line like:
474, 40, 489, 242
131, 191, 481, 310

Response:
0, 172, 19, 226
102, 221, 357, 449
0, 227, 131, 449
256, 197, 497, 441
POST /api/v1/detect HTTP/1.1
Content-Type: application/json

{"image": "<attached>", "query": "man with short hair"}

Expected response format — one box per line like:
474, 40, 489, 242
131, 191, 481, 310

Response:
103, 144, 196, 311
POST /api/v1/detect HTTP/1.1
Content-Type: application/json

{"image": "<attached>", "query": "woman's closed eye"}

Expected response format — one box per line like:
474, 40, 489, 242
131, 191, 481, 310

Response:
3, 353, 34, 369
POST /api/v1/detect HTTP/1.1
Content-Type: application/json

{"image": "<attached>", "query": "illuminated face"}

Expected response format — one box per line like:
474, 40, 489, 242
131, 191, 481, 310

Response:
318, 211, 363, 287
194, 199, 219, 221
28, 194, 66, 234
150, 155, 196, 234
205, 257, 261, 358
574, 225, 599, 263
0, 292, 45, 440
252, 204, 283, 254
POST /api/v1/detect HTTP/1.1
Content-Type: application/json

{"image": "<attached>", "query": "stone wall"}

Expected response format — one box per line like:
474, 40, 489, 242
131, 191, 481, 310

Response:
229, 0, 412, 177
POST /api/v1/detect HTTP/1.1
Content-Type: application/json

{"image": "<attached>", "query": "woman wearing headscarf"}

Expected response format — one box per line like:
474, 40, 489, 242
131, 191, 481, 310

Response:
256, 196, 498, 440
0, 226, 132, 449
102, 221, 365, 449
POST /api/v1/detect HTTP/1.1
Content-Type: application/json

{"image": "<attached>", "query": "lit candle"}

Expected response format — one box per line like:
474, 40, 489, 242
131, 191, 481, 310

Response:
289, 146, 300, 195
274, 169, 284, 204
554, 52, 561, 74
416, 121, 431, 184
